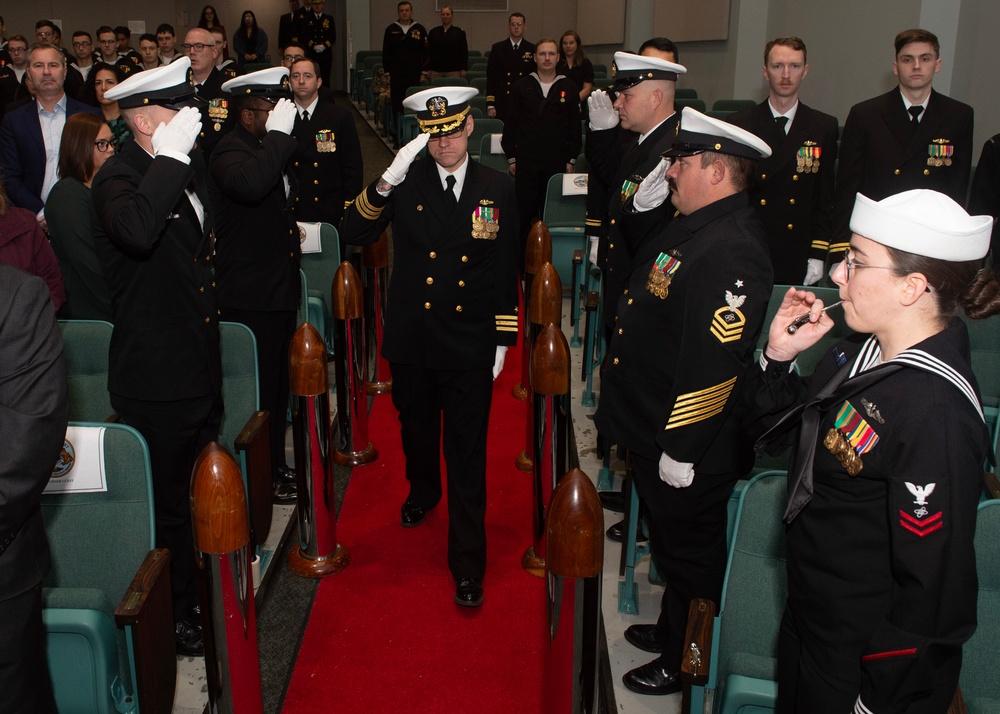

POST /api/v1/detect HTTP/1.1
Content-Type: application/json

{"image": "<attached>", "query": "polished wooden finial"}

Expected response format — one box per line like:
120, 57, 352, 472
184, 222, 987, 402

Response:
191, 442, 249, 555
289, 322, 328, 397
525, 220, 552, 275
546, 468, 603, 578
332, 260, 364, 320
531, 323, 570, 396
530, 262, 562, 326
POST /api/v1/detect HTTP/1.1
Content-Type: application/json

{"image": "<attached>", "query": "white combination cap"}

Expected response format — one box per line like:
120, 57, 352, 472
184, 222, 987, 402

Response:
105, 57, 196, 109
850, 190, 993, 261
663, 107, 771, 159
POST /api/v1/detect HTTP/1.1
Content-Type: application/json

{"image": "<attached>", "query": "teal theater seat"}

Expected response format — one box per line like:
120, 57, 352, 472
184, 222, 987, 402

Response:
299, 221, 343, 352
478, 132, 507, 172
542, 173, 587, 287
58, 320, 115, 422
957, 499, 1000, 711
42, 422, 174, 714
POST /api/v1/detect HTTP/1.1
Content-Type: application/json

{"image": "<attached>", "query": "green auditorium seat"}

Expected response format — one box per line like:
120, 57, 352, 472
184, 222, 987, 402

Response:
685, 471, 787, 714
299, 221, 343, 353
960, 312, 1000, 456
676, 97, 707, 112
478, 132, 507, 172
219, 321, 273, 553
542, 173, 588, 286
469, 118, 503, 161
58, 320, 115, 423
471, 76, 487, 95
676, 87, 699, 99
429, 76, 469, 87
42, 422, 174, 714
713, 99, 756, 114
957, 498, 1000, 711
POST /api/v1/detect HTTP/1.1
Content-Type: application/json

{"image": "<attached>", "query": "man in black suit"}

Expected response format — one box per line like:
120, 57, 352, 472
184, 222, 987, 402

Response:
0, 44, 100, 226
382, 1, 427, 137
596, 108, 773, 696
211, 67, 301, 503
485, 12, 534, 121
341, 87, 519, 608
294, 0, 336, 87
92, 57, 221, 657
0, 265, 67, 714
278, 0, 306, 51
831, 28, 973, 262
728, 37, 838, 286
290, 57, 362, 226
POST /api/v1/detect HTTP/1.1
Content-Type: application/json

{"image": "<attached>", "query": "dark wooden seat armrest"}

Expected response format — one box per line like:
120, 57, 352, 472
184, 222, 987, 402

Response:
985, 471, 1000, 500
235, 409, 270, 451
572, 249, 584, 264
234, 409, 273, 551
680, 598, 716, 686
114, 548, 175, 714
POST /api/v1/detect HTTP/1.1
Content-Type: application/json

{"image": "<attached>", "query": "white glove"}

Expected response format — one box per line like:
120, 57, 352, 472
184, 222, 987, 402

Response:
588, 90, 619, 131
633, 158, 671, 212
381, 132, 430, 186
658, 452, 695, 488
803, 258, 824, 286
313, 44, 326, 53
265, 98, 297, 135
151, 106, 202, 163
588, 235, 598, 266
492, 346, 507, 380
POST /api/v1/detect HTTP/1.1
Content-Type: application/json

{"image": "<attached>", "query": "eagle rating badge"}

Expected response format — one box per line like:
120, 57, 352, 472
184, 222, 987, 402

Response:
900, 482, 942, 537
709, 287, 747, 343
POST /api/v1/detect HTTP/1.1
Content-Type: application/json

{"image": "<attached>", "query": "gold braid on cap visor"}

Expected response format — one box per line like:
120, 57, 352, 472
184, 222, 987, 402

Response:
417, 106, 471, 135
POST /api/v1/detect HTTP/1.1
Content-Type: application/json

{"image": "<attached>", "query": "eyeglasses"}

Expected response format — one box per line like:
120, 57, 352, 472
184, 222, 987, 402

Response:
72, 41, 92, 48
843, 249, 901, 280
181, 43, 213, 53
98, 39, 117, 45
94, 139, 113, 152
283, 54, 305, 62
8, 47, 26, 54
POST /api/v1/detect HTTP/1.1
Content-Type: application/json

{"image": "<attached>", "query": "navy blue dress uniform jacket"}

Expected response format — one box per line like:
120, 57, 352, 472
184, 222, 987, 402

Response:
340, 157, 520, 369
0, 266, 67, 598
500, 74, 581, 167
291, 98, 363, 226
209, 124, 301, 312
595, 191, 772, 471
92, 140, 222, 402
194, 66, 239, 160
585, 114, 680, 330
728, 101, 839, 284
968, 132, 1000, 256
485, 39, 535, 120
748, 322, 987, 712
831, 89, 973, 258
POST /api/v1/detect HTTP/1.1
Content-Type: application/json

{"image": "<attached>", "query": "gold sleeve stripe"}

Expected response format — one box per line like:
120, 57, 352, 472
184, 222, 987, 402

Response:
828, 242, 850, 253
355, 190, 383, 221
664, 376, 737, 430
486, 95, 495, 102
497, 325, 519, 332
496, 314, 518, 321
811, 240, 829, 250
344, 200, 352, 209
585, 218, 603, 227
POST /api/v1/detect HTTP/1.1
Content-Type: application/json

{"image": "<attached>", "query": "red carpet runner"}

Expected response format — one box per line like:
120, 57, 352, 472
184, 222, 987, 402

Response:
281, 341, 546, 713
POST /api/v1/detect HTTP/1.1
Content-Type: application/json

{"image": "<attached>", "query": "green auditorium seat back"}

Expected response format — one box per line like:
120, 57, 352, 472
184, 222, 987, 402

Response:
299, 222, 343, 351
58, 320, 114, 423
542, 172, 588, 286
958, 499, 1000, 711
469, 118, 503, 161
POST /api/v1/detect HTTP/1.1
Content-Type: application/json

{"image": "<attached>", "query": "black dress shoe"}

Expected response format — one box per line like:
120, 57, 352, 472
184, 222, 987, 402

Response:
454, 577, 483, 607
400, 500, 427, 527
622, 657, 681, 695
175, 616, 204, 657
624, 623, 666, 653
598, 490, 625, 513
606, 519, 649, 544
276, 465, 297, 485
272, 480, 297, 504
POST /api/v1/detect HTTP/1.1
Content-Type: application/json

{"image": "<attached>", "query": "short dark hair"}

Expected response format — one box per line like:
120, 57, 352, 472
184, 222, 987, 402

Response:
72, 31, 92, 42
291, 56, 321, 75
96, 26, 115, 38
638, 37, 679, 63
700, 152, 756, 193
81, 61, 127, 105
894, 28, 939, 56
764, 36, 806, 65
35, 20, 57, 32
509, 12, 526, 23
114, 26, 130, 38
156, 24, 175, 37
8, 34, 28, 48
139, 33, 157, 45
398, 1, 412, 8
283, 41, 307, 54
58, 113, 106, 183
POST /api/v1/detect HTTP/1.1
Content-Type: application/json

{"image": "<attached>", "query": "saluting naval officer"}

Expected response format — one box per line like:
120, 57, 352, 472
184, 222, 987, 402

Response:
727, 36, 839, 286
831, 28, 973, 262
289, 56, 362, 227
210, 67, 301, 503
91, 57, 221, 657
340, 86, 519, 608
595, 108, 773, 695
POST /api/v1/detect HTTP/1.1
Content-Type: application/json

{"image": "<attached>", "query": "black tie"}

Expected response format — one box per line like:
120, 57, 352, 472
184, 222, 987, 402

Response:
774, 115, 788, 134
908, 105, 924, 126
513, 43, 519, 52
301, 110, 310, 122
445, 175, 457, 208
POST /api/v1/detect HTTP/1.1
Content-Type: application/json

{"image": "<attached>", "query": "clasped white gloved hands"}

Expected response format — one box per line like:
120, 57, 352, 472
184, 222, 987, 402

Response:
803, 258, 824, 286
151, 106, 202, 163
381, 132, 430, 186
588, 235, 598, 266
658, 451, 695, 488
265, 98, 298, 135
588, 90, 619, 131
492, 346, 507, 380
633, 158, 672, 212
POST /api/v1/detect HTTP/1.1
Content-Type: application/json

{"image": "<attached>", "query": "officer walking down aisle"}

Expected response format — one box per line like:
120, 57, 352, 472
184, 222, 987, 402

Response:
340, 87, 519, 608
595, 108, 773, 695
